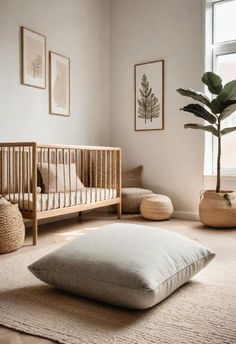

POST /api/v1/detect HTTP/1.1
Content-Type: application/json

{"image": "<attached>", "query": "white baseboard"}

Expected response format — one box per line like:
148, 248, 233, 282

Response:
172, 211, 199, 221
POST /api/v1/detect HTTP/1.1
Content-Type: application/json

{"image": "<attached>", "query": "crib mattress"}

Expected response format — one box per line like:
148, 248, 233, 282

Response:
6, 188, 117, 212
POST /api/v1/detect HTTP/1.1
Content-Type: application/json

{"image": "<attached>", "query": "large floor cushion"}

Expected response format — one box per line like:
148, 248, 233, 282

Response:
122, 188, 153, 213
28, 223, 215, 310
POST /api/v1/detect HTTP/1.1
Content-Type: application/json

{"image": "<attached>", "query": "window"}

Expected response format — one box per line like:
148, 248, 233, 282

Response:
213, 0, 236, 43
207, 0, 236, 175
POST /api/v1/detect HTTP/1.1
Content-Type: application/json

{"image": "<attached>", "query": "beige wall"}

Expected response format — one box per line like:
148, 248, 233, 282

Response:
110, 0, 205, 216
0, 0, 110, 145
0, 0, 206, 216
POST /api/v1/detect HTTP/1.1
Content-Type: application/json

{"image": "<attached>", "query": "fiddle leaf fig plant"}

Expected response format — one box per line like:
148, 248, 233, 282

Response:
177, 72, 236, 193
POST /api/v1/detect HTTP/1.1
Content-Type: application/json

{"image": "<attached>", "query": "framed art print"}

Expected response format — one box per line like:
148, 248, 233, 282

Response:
21, 27, 46, 89
49, 52, 70, 116
134, 60, 164, 131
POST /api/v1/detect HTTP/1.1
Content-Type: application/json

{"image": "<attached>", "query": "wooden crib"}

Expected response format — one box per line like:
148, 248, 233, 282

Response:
0, 142, 122, 245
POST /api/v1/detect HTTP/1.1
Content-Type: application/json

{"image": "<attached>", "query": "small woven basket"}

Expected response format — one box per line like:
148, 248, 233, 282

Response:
0, 203, 25, 254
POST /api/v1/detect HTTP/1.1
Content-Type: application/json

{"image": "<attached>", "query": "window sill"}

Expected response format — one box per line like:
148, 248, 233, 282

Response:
204, 175, 236, 191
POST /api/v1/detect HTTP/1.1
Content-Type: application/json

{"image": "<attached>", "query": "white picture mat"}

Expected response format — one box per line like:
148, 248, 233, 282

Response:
135, 61, 163, 130
50, 53, 70, 116
22, 28, 46, 88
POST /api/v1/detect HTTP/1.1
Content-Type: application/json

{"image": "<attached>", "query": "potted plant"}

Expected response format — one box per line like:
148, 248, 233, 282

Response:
177, 72, 236, 227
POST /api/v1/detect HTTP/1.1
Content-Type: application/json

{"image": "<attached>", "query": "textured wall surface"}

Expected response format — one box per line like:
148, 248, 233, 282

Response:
110, 0, 205, 215
0, 0, 110, 145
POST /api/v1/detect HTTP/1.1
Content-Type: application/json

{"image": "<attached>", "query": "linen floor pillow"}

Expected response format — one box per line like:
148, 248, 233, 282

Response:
38, 163, 84, 193
122, 165, 143, 188
28, 223, 215, 310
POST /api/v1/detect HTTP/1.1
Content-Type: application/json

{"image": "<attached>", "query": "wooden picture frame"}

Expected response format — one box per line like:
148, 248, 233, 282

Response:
21, 27, 46, 89
134, 60, 164, 131
49, 51, 70, 117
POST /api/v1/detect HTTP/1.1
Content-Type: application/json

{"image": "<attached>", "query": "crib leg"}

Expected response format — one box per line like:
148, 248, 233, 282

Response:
117, 202, 122, 219
32, 214, 38, 246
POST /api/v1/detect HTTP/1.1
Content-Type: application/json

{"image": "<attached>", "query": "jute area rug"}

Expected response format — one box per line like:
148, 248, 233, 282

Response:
0, 244, 236, 344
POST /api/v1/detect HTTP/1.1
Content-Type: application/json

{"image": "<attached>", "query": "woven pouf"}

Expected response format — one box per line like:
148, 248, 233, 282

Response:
0, 204, 25, 254
140, 194, 173, 220
122, 188, 153, 214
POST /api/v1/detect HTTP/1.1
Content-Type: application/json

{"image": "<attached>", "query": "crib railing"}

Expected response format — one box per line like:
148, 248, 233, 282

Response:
0, 142, 121, 245
0, 142, 37, 211
36, 143, 121, 212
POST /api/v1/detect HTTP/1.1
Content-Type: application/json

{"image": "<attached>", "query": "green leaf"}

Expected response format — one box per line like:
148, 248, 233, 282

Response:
220, 103, 236, 120
222, 99, 236, 111
221, 126, 236, 136
184, 123, 219, 136
217, 80, 236, 103
210, 98, 222, 114
177, 88, 211, 107
202, 72, 223, 95
180, 104, 216, 124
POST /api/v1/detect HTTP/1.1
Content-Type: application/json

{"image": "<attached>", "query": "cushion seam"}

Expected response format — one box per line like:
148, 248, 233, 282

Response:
29, 252, 214, 292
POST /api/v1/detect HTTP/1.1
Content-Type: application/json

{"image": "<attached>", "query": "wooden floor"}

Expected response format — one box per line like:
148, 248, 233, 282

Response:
0, 211, 235, 344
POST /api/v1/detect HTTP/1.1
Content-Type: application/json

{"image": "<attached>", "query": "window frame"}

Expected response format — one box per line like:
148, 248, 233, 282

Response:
205, 0, 236, 177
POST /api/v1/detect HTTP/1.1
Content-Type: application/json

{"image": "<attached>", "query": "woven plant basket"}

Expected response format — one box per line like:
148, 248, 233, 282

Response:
199, 190, 236, 228
0, 203, 25, 254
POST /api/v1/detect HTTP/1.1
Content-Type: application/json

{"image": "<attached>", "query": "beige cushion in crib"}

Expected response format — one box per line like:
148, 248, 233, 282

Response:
38, 163, 84, 193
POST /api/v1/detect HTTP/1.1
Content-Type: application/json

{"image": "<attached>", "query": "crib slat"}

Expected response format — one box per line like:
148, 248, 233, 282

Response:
75, 149, 78, 205
80, 150, 83, 205
32, 143, 38, 245
69, 149, 72, 207
18, 147, 21, 205
22, 146, 25, 209
7, 148, 10, 201
40, 148, 43, 212
29, 147, 32, 211
55, 148, 58, 209
109, 150, 112, 199
105, 150, 107, 200
85, 150, 88, 204
114, 150, 117, 198
117, 150, 122, 198
59, 149, 62, 209
90, 150, 92, 203
100, 150, 102, 201
63, 148, 66, 208
27, 147, 30, 211
112, 151, 114, 199
95, 150, 97, 202
47, 148, 50, 210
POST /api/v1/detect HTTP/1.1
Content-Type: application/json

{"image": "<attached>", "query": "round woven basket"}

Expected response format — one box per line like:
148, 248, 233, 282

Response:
140, 194, 173, 220
0, 203, 25, 254
199, 190, 236, 228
